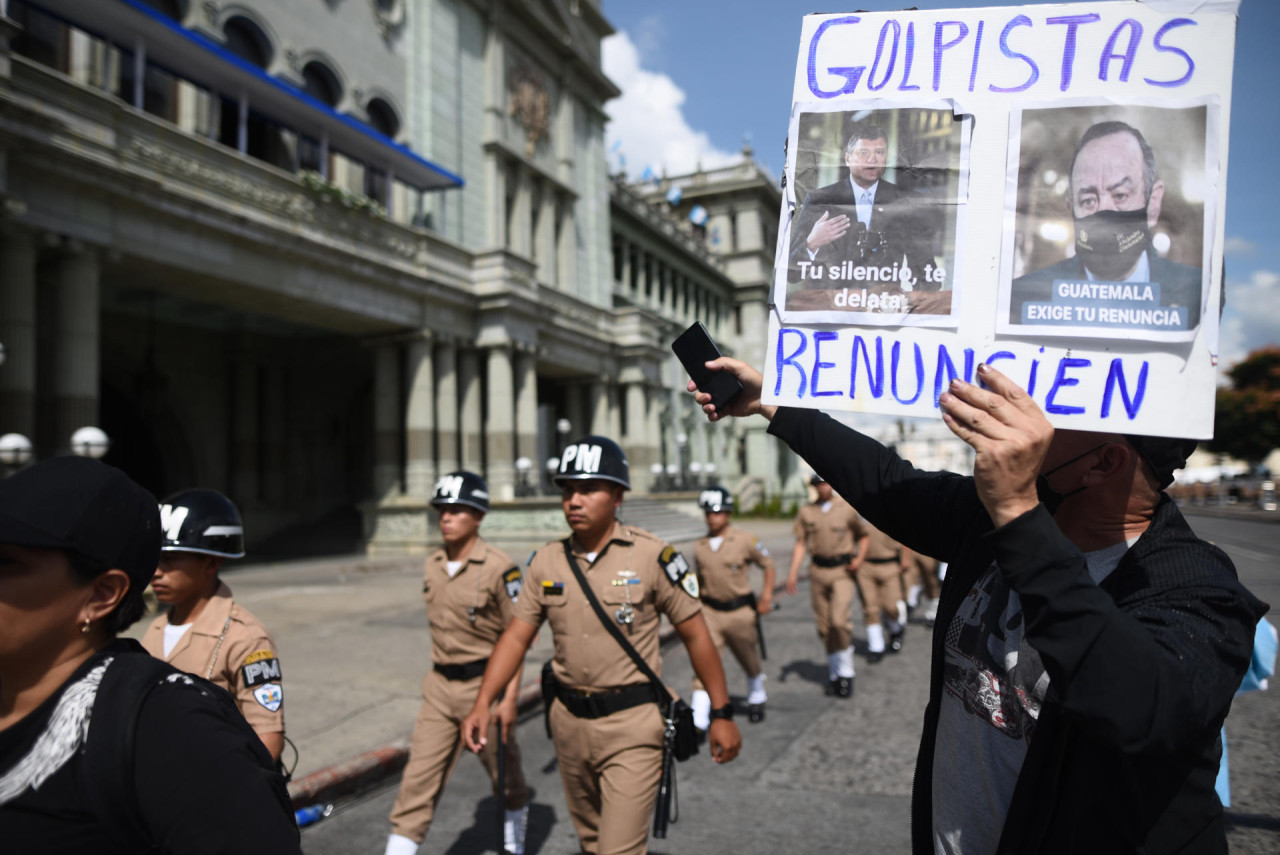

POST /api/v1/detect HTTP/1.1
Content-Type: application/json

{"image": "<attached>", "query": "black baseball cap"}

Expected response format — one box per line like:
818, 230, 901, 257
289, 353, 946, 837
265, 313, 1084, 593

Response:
0, 456, 161, 589
1124, 435, 1198, 490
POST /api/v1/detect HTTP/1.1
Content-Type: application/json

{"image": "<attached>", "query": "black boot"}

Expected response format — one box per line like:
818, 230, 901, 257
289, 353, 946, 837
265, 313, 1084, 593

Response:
748, 703, 766, 723
833, 676, 854, 698
889, 628, 905, 653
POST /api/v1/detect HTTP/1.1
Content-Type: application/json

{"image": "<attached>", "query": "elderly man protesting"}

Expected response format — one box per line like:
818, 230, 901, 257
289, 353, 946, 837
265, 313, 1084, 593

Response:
690, 357, 1266, 855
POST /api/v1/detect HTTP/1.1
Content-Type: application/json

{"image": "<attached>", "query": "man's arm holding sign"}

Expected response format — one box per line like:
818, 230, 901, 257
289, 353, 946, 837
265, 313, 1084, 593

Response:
690, 358, 1264, 752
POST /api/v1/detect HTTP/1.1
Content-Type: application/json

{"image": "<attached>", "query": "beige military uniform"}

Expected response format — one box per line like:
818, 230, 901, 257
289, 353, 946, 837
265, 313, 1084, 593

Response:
388, 539, 529, 843
902, 550, 943, 601
793, 499, 868, 652
855, 521, 908, 626
140, 580, 284, 740
515, 523, 701, 855
690, 525, 773, 691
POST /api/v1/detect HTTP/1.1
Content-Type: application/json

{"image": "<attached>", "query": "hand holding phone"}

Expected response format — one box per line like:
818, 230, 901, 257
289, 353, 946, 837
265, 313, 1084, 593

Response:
671, 322, 743, 412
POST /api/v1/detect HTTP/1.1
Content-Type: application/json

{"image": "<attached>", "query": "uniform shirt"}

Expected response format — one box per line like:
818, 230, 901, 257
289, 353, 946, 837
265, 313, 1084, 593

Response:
514, 523, 701, 691
422, 538, 522, 665
694, 525, 774, 602
793, 498, 867, 558
861, 519, 903, 562
0, 641, 300, 853
140, 581, 284, 738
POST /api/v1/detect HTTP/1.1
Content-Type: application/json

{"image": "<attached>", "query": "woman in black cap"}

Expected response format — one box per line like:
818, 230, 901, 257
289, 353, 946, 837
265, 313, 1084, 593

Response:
0, 456, 300, 853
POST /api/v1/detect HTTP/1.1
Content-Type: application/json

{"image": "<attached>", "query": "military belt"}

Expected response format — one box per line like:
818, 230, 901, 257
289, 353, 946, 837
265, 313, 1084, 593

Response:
433, 658, 489, 681
556, 682, 658, 719
811, 553, 853, 568
701, 592, 756, 612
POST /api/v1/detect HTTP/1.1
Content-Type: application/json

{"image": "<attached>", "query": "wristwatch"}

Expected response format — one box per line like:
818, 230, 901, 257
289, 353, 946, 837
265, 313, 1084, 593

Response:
709, 704, 735, 721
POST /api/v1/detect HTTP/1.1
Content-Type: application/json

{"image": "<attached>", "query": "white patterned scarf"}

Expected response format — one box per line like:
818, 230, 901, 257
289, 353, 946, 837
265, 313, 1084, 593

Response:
0, 657, 111, 806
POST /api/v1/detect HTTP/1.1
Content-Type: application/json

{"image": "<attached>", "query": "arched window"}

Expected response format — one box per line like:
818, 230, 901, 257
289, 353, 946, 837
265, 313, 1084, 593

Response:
302, 61, 341, 107
366, 98, 400, 138
223, 16, 272, 69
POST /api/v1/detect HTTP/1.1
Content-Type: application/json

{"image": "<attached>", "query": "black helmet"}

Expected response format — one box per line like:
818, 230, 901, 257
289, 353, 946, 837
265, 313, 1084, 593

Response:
158, 489, 245, 558
698, 486, 734, 513
431, 470, 490, 513
552, 435, 630, 490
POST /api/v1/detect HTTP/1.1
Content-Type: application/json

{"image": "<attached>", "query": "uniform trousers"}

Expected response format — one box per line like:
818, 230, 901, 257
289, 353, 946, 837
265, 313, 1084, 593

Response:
855, 560, 906, 625
809, 564, 856, 652
901, 554, 942, 599
691, 605, 761, 692
549, 697, 665, 855
389, 670, 529, 842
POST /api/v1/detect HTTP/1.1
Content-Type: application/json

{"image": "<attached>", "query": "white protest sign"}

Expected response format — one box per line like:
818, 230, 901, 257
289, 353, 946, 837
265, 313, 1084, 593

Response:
766, 0, 1236, 439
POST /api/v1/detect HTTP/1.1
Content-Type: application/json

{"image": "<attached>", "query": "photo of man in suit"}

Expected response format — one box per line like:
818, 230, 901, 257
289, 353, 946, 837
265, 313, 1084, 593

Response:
1008, 120, 1203, 332
789, 123, 938, 293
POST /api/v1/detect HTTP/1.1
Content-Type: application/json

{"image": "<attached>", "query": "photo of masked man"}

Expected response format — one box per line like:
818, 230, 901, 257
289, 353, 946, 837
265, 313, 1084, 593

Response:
1007, 115, 1205, 332
788, 121, 943, 298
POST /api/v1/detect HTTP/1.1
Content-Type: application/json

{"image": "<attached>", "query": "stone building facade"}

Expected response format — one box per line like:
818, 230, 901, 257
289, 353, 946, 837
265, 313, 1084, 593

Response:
0, 0, 773, 554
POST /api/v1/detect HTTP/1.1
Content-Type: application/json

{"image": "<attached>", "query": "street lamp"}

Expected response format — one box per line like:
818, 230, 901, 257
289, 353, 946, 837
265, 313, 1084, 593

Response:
649, 461, 664, 492
545, 456, 560, 496
70, 426, 110, 459
704, 462, 717, 485
0, 433, 33, 467
689, 461, 703, 488
675, 432, 688, 489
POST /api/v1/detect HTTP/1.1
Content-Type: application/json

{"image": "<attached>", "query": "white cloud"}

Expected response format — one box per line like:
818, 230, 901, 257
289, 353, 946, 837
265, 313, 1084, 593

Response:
1219, 268, 1280, 375
601, 31, 739, 179
1224, 236, 1256, 256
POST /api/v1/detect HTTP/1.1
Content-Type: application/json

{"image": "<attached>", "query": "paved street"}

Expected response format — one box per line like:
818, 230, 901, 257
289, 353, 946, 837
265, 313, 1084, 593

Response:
135, 512, 1278, 854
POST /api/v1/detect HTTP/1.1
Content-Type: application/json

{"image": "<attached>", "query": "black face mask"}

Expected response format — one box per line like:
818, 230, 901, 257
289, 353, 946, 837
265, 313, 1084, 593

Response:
1073, 207, 1150, 281
1036, 443, 1110, 514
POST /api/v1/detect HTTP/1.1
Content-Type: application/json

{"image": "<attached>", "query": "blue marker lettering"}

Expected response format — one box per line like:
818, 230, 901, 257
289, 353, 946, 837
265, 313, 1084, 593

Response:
989, 15, 1039, 94
968, 20, 985, 92
933, 345, 975, 406
933, 21, 969, 91
1100, 358, 1149, 419
850, 335, 885, 400
981, 351, 1016, 389
1044, 357, 1092, 415
1046, 13, 1100, 92
891, 341, 925, 404
1144, 18, 1196, 88
899, 22, 921, 91
775, 328, 808, 398
1099, 19, 1142, 83
807, 16, 865, 98
869, 20, 901, 91
811, 331, 841, 398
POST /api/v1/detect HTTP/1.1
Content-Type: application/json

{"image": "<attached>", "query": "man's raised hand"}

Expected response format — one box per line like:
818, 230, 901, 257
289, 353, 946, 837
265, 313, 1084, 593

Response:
938, 363, 1052, 528
687, 357, 774, 422
806, 210, 850, 252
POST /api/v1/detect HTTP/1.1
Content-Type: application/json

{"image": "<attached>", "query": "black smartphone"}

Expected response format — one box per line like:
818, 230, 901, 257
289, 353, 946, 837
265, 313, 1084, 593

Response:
671, 322, 743, 411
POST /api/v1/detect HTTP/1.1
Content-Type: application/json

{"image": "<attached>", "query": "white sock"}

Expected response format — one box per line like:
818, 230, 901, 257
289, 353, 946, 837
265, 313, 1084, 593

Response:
907, 584, 922, 608
385, 834, 420, 855
867, 623, 886, 653
691, 689, 712, 730
923, 597, 939, 621
896, 600, 909, 627
827, 651, 842, 680
747, 673, 767, 705
836, 646, 856, 678
504, 805, 529, 855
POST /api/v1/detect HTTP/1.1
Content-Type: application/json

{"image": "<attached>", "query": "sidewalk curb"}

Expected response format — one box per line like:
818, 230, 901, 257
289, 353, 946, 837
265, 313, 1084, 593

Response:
288, 625, 680, 809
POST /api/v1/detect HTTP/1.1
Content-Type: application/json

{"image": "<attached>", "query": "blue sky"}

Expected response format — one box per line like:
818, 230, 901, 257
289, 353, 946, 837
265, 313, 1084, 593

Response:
600, 0, 1280, 375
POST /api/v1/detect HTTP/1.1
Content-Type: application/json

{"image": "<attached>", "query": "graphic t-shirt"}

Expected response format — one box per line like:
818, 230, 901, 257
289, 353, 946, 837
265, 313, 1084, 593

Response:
931, 539, 1132, 855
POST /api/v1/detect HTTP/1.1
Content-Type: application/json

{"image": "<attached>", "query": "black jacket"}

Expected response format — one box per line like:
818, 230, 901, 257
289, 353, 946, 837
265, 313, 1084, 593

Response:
768, 407, 1267, 854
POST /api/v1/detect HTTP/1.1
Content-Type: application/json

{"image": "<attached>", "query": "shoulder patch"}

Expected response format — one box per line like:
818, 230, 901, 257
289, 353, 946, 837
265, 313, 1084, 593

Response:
681, 572, 700, 599
503, 567, 523, 602
658, 545, 693, 592
242, 650, 282, 687
253, 682, 283, 712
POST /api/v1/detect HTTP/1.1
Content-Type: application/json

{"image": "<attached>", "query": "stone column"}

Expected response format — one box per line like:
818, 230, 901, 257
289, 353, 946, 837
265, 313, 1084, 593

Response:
514, 347, 537, 469
48, 244, 99, 452
624, 382, 649, 491
372, 342, 402, 500
485, 345, 516, 500
564, 382, 584, 438
457, 347, 483, 470
588, 379, 616, 439
0, 229, 37, 438
404, 335, 435, 497
644, 384, 662, 492
435, 339, 459, 476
